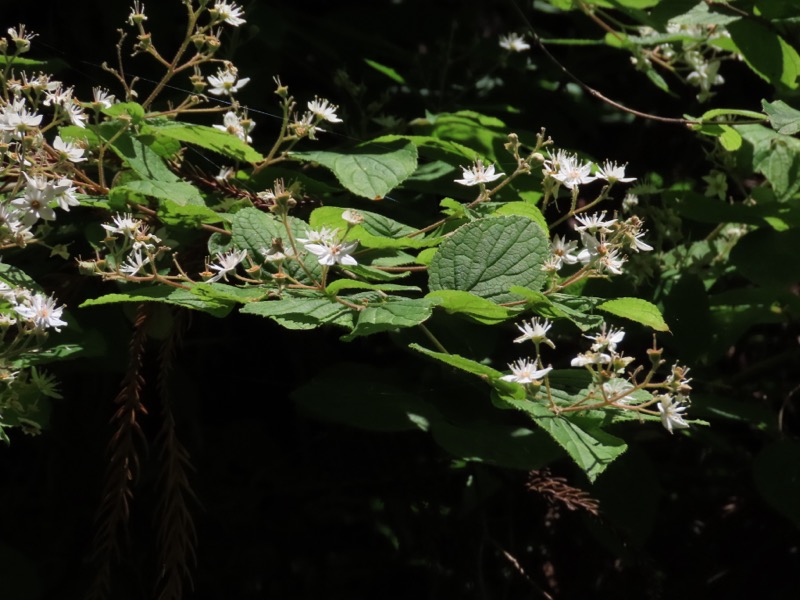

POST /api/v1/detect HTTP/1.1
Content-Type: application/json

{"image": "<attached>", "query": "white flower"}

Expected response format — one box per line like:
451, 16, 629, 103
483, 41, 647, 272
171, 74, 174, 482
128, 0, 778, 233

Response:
305, 239, 359, 266
574, 211, 617, 234
594, 160, 636, 183
206, 65, 250, 96
454, 159, 504, 186
513, 318, 555, 349
657, 395, 690, 434
213, 111, 253, 143
207, 248, 247, 282
215, 166, 234, 182
64, 100, 87, 128
307, 97, 342, 123
213, 1, 246, 26
586, 325, 625, 353
92, 87, 116, 108
499, 32, 530, 52
598, 249, 626, 275
500, 359, 552, 384
119, 250, 150, 276
43, 84, 73, 108
550, 234, 579, 270
14, 292, 67, 333
0, 99, 43, 138
53, 136, 86, 163
570, 351, 611, 368
342, 209, 363, 225
546, 151, 594, 190
53, 178, 80, 211
296, 227, 338, 245
11, 173, 58, 226
102, 213, 141, 238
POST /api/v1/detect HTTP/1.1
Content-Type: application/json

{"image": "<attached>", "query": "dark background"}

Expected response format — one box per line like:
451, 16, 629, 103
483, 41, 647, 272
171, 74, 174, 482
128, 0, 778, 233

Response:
1, 2, 797, 599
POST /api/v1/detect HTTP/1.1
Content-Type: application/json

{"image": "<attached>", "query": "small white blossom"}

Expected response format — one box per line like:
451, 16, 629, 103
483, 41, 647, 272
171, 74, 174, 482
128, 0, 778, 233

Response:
102, 213, 141, 238
499, 32, 530, 53
657, 395, 690, 434
128, 1, 147, 25
550, 234, 579, 270
586, 325, 625, 353
500, 359, 552, 384
213, 110, 254, 143
53, 135, 86, 163
64, 100, 87, 128
546, 151, 594, 190
92, 87, 116, 108
11, 173, 58, 225
213, 1, 246, 27
574, 211, 617, 234
207, 248, 248, 282
206, 65, 250, 96
296, 227, 338, 245
307, 97, 342, 123
53, 178, 80, 211
594, 160, 636, 183
513, 318, 555, 349
119, 250, 150, 276
305, 239, 359, 266
14, 292, 67, 333
454, 159, 504, 186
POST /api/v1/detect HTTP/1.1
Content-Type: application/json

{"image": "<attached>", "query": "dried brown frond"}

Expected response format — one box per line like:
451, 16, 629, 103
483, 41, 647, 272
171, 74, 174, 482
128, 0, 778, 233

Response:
89, 304, 152, 600
526, 469, 601, 516
155, 309, 198, 600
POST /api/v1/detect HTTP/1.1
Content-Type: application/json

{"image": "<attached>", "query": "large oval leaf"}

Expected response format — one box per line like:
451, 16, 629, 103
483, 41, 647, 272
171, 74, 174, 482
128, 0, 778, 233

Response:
292, 139, 418, 199
428, 216, 548, 304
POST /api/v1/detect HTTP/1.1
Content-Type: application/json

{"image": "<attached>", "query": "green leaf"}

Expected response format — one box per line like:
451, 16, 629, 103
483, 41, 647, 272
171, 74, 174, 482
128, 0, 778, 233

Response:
763, 99, 800, 135
240, 295, 356, 330
409, 343, 503, 380
727, 20, 800, 90
309, 206, 439, 250
415, 111, 508, 162
426, 290, 520, 324
109, 179, 204, 207
147, 122, 264, 163
157, 199, 225, 226
325, 280, 420, 295
106, 132, 180, 183
292, 139, 418, 200
343, 297, 435, 340
80, 286, 234, 317
668, 2, 740, 26
499, 397, 627, 482
428, 216, 549, 304
364, 58, 406, 84
101, 102, 145, 124
598, 297, 669, 331
491, 202, 549, 234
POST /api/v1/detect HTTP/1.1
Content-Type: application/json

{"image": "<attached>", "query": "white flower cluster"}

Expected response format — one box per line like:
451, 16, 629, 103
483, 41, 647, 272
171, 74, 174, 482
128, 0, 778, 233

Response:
290, 97, 343, 140
544, 151, 636, 191
500, 318, 555, 386
543, 212, 652, 278
636, 22, 733, 102
0, 281, 67, 335
101, 213, 163, 277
